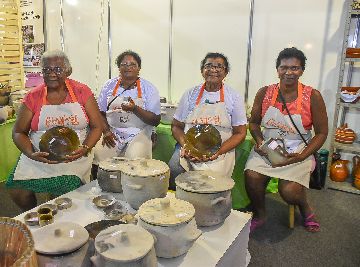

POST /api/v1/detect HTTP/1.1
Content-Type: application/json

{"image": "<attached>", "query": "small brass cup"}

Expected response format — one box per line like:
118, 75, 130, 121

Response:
39, 214, 54, 227
37, 207, 53, 226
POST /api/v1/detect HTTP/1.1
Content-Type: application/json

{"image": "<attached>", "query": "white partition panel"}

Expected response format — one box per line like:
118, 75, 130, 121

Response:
171, 0, 251, 102
109, 0, 170, 98
45, 0, 109, 95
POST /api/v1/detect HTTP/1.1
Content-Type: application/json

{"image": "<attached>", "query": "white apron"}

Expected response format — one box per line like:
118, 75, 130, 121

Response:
245, 82, 313, 188
93, 78, 152, 163
14, 79, 94, 184
179, 84, 235, 178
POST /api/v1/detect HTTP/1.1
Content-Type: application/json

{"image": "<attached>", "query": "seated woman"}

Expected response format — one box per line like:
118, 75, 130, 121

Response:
94, 50, 160, 163
6, 50, 102, 211
245, 47, 328, 233
169, 52, 247, 190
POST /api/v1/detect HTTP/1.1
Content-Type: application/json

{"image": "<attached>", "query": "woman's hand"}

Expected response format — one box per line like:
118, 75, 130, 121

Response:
254, 140, 268, 157
272, 153, 304, 167
102, 130, 117, 148
64, 146, 89, 162
121, 97, 136, 112
29, 151, 58, 164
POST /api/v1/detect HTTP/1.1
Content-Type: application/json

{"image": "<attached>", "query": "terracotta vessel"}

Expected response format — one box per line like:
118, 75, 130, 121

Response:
330, 159, 349, 182
354, 177, 360, 190
352, 156, 360, 190
352, 155, 360, 178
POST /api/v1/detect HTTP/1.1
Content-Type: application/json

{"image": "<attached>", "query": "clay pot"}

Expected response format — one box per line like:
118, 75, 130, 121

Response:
330, 159, 349, 182
352, 155, 360, 178
354, 177, 360, 190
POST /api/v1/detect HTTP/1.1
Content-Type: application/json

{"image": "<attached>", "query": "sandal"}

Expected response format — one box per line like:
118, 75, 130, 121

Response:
303, 213, 320, 233
250, 218, 265, 233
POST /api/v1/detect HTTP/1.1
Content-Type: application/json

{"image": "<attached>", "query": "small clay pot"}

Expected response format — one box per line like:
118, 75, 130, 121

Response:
330, 159, 350, 182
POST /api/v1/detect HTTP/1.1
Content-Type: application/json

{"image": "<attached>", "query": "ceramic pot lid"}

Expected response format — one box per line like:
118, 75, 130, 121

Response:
95, 224, 154, 262
119, 158, 169, 177
175, 170, 235, 193
33, 222, 89, 255
98, 157, 127, 171
138, 198, 195, 226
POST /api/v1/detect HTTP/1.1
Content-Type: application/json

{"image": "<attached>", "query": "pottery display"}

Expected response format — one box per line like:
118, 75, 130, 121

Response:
119, 158, 170, 209
335, 124, 356, 144
39, 126, 80, 161
32, 222, 89, 255
93, 224, 157, 267
138, 197, 202, 258
184, 124, 222, 158
175, 170, 235, 226
0, 218, 38, 267
330, 159, 350, 182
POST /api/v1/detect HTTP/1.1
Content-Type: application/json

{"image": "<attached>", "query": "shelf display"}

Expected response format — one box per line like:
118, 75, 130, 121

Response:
326, 1, 360, 194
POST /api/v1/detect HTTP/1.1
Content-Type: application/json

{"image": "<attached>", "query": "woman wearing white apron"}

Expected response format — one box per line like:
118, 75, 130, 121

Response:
6, 50, 102, 211
245, 48, 328, 233
169, 52, 247, 190
94, 50, 161, 165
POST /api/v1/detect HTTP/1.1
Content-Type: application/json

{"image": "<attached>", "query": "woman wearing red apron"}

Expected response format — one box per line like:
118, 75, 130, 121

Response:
169, 52, 247, 190
245, 48, 328, 233
6, 51, 102, 211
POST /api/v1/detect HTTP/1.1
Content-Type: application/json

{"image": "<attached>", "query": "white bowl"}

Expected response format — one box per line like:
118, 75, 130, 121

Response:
340, 92, 359, 103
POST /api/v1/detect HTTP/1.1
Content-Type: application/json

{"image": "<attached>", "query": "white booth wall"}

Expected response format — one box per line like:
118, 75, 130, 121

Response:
43, 0, 352, 148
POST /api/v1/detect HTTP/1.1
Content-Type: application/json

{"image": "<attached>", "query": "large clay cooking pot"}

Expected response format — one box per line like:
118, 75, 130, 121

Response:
330, 159, 349, 182
137, 197, 201, 258
175, 170, 235, 226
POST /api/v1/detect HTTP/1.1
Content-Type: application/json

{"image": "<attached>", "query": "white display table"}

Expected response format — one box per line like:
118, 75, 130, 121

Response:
15, 181, 251, 267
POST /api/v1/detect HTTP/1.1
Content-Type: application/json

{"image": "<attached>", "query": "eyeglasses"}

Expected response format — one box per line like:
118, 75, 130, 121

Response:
278, 66, 302, 72
42, 66, 64, 75
204, 63, 225, 71
120, 62, 138, 69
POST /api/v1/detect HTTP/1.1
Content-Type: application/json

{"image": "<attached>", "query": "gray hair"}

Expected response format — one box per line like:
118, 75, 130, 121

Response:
40, 50, 72, 73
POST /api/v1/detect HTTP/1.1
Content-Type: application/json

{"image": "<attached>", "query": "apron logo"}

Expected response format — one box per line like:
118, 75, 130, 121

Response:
192, 115, 221, 125
45, 114, 80, 128
119, 115, 130, 123
265, 118, 296, 135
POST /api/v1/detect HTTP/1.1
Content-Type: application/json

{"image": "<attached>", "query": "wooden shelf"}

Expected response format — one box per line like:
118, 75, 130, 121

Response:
340, 101, 360, 109
351, 9, 360, 16
327, 180, 360, 195
345, 57, 360, 62
334, 142, 360, 154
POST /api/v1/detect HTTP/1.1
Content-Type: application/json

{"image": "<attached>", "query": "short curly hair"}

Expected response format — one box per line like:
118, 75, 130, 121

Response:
200, 52, 230, 74
115, 50, 141, 68
276, 47, 307, 70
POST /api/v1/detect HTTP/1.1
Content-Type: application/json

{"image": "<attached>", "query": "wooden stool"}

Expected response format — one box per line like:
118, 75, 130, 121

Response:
289, 204, 295, 229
